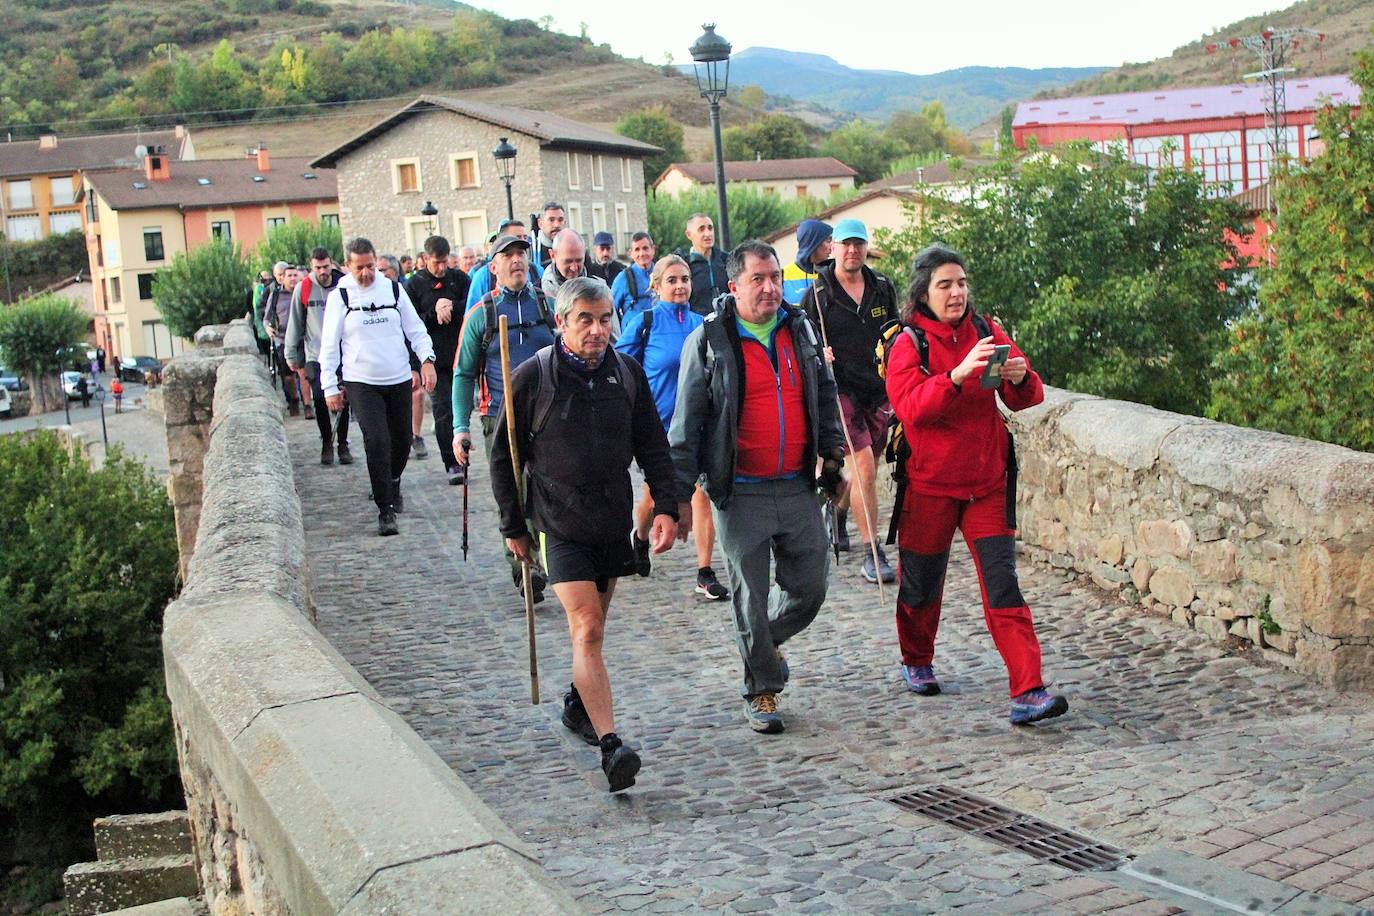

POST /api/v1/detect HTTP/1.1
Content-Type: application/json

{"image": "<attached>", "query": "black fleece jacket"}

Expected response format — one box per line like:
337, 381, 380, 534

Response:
404, 266, 471, 371
800, 263, 897, 408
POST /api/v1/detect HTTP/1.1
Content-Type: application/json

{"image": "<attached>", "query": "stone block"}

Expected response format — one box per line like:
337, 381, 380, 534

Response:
95, 812, 191, 862
1296, 641, 1374, 692
1150, 566, 1195, 608
1194, 540, 1239, 583
1136, 518, 1193, 559
1293, 541, 1374, 639
63, 855, 197, 916
1055, 398, 1192, 471
1131, 558, 1152, 592
194, 324, 230, 348
104, 899, 197, 916
1195, 614, 1229, 641
1096, 534, 1124, 565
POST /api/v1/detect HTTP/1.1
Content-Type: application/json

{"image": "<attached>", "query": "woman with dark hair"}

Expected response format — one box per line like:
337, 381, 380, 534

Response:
885, 243, 1067, 725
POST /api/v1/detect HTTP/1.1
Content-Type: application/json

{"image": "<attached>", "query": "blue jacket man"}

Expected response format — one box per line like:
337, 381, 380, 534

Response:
781, 219, 832, 304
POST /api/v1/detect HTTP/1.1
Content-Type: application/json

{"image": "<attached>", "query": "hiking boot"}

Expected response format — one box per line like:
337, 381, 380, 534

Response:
561, 685, 599, 746
411, 435, 428, 459
744, 694, 784, 734
901, 664, 941, 696
303, 402, 315, 420
447, 465, 465, 486
862, 545, 897, 584
391, 480, 403, 514
377, 510, 399, 536
599, 733, 641, 793
695, 566, 729, 600
287, 400, 300, 417
632, 534, 652, 577
1010, 688, 1069, 725
835, 509, 850, 552
320, 442, 334, 466
517, 568, 546, 605
337, 442, 353, 465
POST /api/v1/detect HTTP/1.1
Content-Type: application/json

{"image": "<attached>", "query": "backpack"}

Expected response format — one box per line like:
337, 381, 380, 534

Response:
875, 310, 1018, 542
636, 310, 654, 354
337, 279, 400, 315
476, 287, 556, 386
528, 346, 639, 439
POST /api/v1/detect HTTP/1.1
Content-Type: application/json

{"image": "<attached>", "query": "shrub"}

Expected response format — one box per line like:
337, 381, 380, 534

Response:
0, 293, 88, 411
152, 239, 251, 340
648, 184, 832, 255
0, 432, 180, 878
249, 218, 343, 276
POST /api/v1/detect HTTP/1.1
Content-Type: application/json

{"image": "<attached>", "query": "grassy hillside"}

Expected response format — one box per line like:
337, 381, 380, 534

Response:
1046, 0, 1372, 98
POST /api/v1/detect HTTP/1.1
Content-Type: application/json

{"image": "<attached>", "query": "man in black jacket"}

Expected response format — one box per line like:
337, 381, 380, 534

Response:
800, 219, 898, 584
490, 276, 680, 793
677, 213, 729, 316
405, 235, 471, 484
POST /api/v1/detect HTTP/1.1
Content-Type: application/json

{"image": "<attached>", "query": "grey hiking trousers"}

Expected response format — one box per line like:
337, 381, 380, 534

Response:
712, 476, 830, 698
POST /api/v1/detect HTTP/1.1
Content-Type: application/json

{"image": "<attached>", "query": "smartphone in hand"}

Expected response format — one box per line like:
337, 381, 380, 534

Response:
981, 344, 1011, 388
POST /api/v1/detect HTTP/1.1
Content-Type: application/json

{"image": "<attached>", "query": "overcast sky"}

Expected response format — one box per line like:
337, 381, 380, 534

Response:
472, 1, 1293, 74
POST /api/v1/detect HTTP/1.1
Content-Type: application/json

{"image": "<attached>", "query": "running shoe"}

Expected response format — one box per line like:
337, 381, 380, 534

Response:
695, 566, 729, 600
391, 483, 404, 514
411, 435, 428, 459
337, 443, 353, 465
561, 685, 598, 745
320, 443, 334, 466
377, 510, 399, 537
744, 694, 784, 734
632, 534, 652, 577
1010, 688, 1069, 725
901, 664, 941, 696
599, 734, 641, 793
862, 546, 897, 584
447, 465, 465, 486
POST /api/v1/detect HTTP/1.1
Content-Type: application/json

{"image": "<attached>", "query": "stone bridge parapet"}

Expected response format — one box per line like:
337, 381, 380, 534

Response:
1011, 388, 1374, 691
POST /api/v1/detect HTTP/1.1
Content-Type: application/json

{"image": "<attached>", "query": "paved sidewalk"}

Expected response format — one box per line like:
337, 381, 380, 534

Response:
290, 415, 1374, 914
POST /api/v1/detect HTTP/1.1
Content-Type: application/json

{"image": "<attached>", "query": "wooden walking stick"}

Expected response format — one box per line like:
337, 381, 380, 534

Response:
499, 315, 540, 705
812, 281, 888, 609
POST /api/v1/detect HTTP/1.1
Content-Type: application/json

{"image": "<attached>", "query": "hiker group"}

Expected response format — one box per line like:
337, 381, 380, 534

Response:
254, 204, 1069, 794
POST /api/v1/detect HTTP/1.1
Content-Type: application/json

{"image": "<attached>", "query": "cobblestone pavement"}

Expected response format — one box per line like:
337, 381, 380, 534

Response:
290, 413, 1374, 914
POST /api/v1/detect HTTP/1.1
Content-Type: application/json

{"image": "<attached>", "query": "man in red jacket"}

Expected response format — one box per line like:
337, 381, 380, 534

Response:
885, 244, 1068, 725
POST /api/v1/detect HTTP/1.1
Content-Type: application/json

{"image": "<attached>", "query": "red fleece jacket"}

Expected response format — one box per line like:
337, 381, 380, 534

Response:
885, 308, 1044, 500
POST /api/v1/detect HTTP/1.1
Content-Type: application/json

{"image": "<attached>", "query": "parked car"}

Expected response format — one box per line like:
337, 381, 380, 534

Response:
120, 356, 162, 384
62, 371, 84, 400
0, 365, 28, 392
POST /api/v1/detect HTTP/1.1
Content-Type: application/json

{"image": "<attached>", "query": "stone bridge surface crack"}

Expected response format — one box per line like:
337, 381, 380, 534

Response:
288, 419, 1374, 914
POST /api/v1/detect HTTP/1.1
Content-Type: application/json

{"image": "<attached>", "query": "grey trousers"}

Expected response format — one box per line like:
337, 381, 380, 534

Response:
712, 476, 830, 697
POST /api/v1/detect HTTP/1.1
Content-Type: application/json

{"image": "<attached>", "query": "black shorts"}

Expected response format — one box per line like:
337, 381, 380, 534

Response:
538, 532, 636, 593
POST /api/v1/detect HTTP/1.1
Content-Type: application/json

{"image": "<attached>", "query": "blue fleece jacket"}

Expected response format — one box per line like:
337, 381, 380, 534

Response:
615, 299, 704, 431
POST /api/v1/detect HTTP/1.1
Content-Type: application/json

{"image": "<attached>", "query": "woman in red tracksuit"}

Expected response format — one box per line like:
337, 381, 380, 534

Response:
885, 243, 1068, 725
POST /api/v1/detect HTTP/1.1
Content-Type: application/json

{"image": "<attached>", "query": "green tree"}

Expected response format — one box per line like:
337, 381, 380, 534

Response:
1211, 52, 1374, 451
152, 239, 251, 340
648, 184, 828, 254
0, 432, 180, 885
721, 113, 812, 162
820, 119, 906, 184
0, 293, 88, 412
877, 143, 1245, 415
615, 106, 685, 181
250, 218, 343, 278
737, 84, 766, 110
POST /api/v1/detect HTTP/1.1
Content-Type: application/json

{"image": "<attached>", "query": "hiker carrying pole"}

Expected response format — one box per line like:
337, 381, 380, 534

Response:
498, 314, 540, 706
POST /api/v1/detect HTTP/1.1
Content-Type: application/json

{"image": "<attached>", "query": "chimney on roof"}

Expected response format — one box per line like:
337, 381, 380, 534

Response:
38, 134, 57, 150
144, 145, 171, 182
255, 143, 271, 173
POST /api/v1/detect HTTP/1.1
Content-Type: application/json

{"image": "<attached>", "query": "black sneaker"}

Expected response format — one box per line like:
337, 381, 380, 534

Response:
320, 442, 334, 466
377, 510, 399, 536
391, 481, 404, 514
632, 534, 652, 577
411, 435, 428, 459
337, 443, 353, 465
561, 685, 599, 745
695, 566, 729, 600
517, 568, 546, 604
599, 733, 641, 793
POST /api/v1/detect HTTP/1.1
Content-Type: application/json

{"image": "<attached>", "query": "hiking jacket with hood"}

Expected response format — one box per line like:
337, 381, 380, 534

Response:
285, 267, 345, 367
614, 297, 704, 431
405, 266, 470, 372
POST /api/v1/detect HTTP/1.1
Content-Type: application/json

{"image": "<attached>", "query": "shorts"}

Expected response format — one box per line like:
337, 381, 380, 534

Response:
839, 393, 892, 455
538, 531, 637, 593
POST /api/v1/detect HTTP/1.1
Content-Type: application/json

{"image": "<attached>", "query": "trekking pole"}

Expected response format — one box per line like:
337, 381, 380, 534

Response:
499, 315, 540, 705
813, 286, 888, 609
460, 442, 470, 562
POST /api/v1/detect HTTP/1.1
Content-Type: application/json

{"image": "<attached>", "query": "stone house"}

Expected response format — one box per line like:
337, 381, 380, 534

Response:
653, 157, 856, 200
311, 96, 662, 257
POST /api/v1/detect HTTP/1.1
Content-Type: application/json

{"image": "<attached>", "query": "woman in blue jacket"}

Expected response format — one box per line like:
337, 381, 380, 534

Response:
616, 255, 728, 600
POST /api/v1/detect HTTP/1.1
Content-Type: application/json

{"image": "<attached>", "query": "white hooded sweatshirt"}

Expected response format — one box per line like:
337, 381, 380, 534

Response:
319, 273, 435, 397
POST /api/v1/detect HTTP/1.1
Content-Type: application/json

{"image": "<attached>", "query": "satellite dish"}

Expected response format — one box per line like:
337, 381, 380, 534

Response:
134, 144, 148, 158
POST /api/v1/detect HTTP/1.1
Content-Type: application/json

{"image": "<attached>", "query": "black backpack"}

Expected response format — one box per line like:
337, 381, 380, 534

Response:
338, 279, 401, 315
528, 346, 639, 438
475, 287, 556, 386
875, 310, 1018, 542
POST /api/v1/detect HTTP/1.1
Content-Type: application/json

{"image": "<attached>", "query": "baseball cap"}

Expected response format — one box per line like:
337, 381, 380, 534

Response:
490, 234, 531, 256
592, 231, 615, 247
833, 219, 869, 243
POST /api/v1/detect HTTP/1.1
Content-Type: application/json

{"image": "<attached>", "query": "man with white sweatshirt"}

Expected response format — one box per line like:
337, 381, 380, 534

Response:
320, 237, 437, 536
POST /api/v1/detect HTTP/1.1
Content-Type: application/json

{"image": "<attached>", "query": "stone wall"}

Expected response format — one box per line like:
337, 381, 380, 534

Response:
160, 322, 578, 914
1011, 388, 1374, 691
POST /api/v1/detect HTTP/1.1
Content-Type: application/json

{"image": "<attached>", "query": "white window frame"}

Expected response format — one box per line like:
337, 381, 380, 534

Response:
50, 175, 77, 207
591, 203, 606, 234
591, 155, 605, 190
620, 157, 632, 192
391, 157, 423, 194
566, 151, 580, 190
49, 211, 82, 235
107, 276, 122, 304
614, 203, 628, 249
566, 202, 583, 233
5, 214, 41, 241
7, 179, 33, 210
450, 152, 481, 190
405, 216, 432, 254
452, 210, 488, 247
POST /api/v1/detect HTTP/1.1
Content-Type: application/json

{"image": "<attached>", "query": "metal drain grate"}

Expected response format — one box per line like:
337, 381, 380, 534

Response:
888, 785, 1130, 872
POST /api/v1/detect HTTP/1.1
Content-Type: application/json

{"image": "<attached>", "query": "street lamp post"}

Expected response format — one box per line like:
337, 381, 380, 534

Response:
94, 383, 108, 448
690, 23, 733, 251
420, 200, 438, 235
493, 137, 518, 222
56, 349, 70, 425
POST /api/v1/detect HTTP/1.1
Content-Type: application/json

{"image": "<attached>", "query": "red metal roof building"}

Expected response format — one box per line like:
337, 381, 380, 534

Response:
1013, 75, 1360, 195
